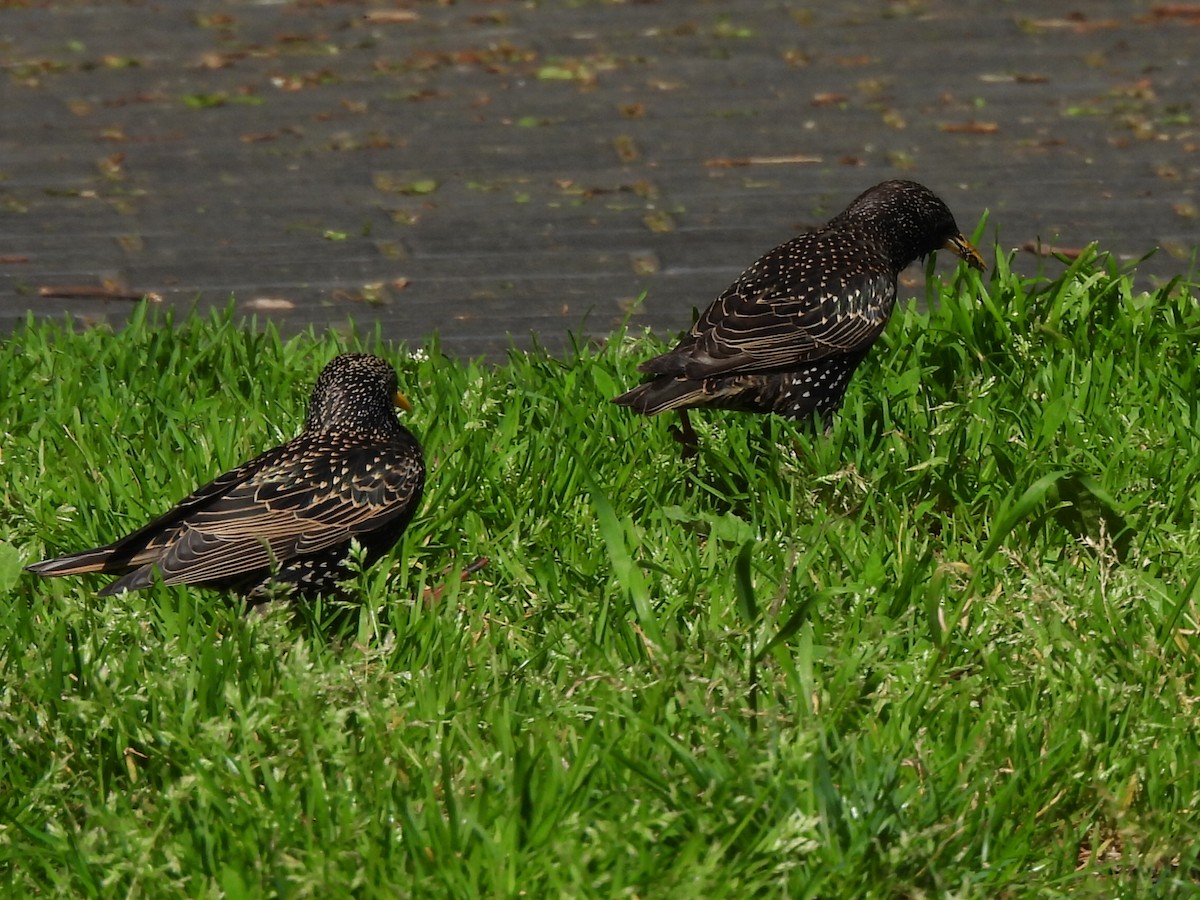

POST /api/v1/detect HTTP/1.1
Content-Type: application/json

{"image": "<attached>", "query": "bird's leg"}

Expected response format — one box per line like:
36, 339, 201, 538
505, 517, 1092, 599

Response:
669, 409, 700, 459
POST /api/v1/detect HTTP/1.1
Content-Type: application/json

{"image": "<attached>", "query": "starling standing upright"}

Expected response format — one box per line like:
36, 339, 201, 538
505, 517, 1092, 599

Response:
27, 353, 425, 602
613, 180, 985, 435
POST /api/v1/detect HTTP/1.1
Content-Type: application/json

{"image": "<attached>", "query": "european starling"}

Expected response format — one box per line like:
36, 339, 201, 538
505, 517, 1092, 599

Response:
612, 180, 985, 434
27, 353, 425, 601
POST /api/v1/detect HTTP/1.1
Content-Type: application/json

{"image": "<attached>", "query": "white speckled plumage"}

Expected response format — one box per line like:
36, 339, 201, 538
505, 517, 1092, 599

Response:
613, 180, 984, 425
27, 354, 425, 603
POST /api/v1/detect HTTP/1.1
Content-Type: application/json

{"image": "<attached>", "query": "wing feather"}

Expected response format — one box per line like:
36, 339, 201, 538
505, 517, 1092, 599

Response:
145, 438, 422, 586
29, 441, 294, 576
642, 230, 896, 380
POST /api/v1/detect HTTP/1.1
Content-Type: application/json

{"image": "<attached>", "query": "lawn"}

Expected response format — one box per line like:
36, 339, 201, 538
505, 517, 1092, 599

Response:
1, 247, 1198, 897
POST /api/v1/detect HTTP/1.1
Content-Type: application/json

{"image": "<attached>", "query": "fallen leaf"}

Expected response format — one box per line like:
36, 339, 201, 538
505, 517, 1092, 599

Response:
197, 52, 233, 70
1150, 5, 1200, 21
1022, 16, 1120, 33
538, 64, 587, 82
195, 13, 234, 28
978, 73, 1049, 84
102, 91, 166, 108
630, 251, 660, 275
613, 135, 639, 162
643, 210, 675, 233
939, 121, 1000, 134
1021, 241, 1086, 259
244, 297, 295, 311
374, 173, 439, 195
705, 155, 821, 167
811, 92, 847, 107
364, 10, 419, 23
39, 285, 161, 302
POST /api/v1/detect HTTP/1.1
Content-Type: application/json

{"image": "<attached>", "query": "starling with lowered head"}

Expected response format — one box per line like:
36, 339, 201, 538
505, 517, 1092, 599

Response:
27, 353, 425, 602
613, 180, 985, 437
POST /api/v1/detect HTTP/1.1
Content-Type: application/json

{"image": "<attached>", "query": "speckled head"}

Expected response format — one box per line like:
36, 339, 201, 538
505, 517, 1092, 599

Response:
833, 179, 985, 273
305, 353, 407, 433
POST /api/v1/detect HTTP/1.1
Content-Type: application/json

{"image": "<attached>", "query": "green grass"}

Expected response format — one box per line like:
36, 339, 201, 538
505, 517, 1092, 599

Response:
2, 248, 1199, 897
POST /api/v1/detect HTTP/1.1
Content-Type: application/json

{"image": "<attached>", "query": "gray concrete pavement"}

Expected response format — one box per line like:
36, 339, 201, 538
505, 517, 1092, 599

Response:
2, 1, 1197, 359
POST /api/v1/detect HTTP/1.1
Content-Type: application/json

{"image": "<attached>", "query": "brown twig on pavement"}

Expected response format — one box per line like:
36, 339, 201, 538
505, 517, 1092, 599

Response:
705, 155, 822, 168
1021, 241, 1086, 260
38, 285, 162, 302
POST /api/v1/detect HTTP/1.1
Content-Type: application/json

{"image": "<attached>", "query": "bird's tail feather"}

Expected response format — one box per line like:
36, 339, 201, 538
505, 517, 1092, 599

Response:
97, 566, 156, 597
25, 546, 120, 578
612, 377, 703, 416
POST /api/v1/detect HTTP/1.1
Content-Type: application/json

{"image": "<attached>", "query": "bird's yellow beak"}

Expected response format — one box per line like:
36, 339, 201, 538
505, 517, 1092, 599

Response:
394, 390, 413, 413
945, 233, 986, 271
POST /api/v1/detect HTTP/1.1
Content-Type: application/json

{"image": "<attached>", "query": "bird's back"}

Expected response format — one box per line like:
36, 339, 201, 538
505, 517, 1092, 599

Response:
29, 425, 424, 600
644, 226, 898, 382
103, 425, 423, 597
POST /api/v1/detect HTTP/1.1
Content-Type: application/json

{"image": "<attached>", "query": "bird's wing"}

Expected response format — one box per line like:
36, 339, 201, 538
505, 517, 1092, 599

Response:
640, 233, 895, 380
30, 441, 295, 576
148, 436, 424, 586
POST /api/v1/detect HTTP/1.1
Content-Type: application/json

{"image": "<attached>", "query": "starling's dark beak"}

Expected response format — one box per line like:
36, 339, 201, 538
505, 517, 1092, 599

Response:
394, 390, 413, 413
945, 233, 986, 271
